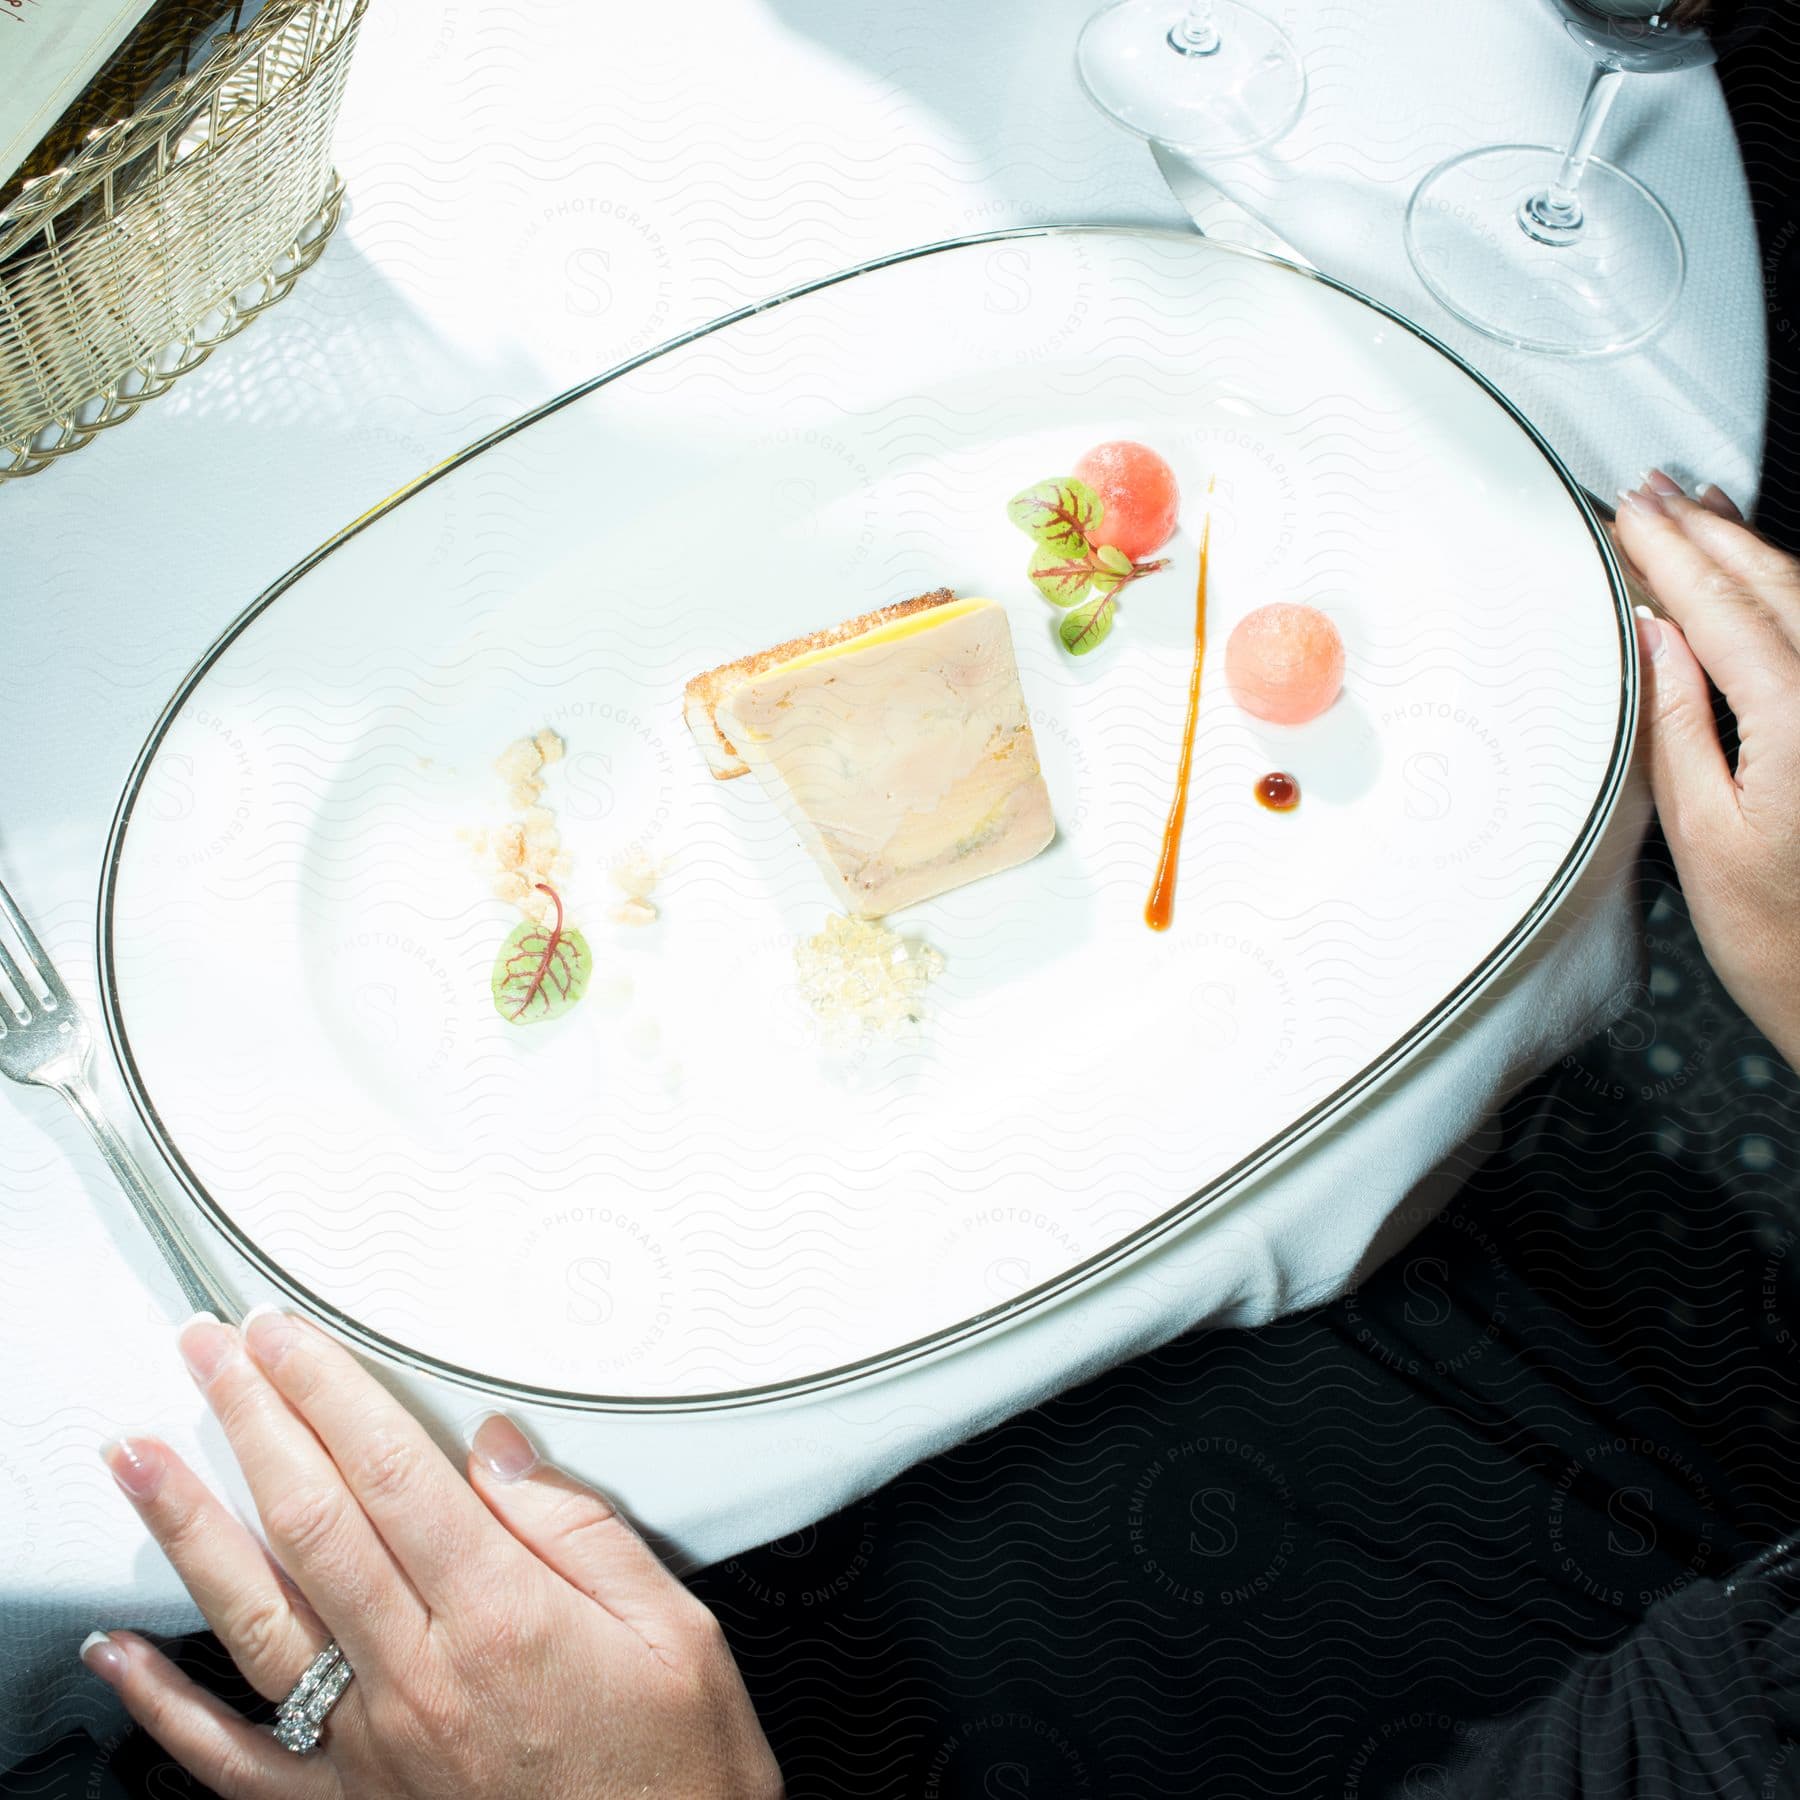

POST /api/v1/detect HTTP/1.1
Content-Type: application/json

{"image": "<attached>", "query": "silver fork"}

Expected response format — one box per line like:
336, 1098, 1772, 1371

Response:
0, 874, 236, 1320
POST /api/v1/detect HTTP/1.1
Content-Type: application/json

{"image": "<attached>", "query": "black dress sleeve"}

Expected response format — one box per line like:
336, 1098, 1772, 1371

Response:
1448, 1543, 1800, 1800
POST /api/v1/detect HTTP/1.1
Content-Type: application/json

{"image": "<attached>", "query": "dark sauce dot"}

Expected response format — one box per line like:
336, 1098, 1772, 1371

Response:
1254, 771, 1299, 812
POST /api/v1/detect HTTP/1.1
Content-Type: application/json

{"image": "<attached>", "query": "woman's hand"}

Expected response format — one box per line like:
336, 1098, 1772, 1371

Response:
1616, 470, 1800, 1069
81, 1309, 783, 1800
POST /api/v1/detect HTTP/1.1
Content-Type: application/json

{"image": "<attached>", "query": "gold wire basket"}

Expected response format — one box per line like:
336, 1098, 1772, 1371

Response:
0, 0, 364, 481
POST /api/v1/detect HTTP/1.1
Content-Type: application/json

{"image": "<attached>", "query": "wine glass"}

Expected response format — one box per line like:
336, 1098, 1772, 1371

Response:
1404, 0, 1716, 358
1076, 0, 1306, 155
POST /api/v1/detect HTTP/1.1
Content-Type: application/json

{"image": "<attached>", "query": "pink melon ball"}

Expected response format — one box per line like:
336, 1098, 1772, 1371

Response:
1225, 603, 1345, 725
1072, 440, 1180, 561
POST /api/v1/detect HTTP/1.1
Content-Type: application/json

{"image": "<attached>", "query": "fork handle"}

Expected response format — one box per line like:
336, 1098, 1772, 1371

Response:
54, 1077, 239, 1322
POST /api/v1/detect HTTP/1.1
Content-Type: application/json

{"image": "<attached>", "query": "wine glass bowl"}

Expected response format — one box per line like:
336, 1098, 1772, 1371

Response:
1076, 0, 1305, 155
1553, 0, 1717, 72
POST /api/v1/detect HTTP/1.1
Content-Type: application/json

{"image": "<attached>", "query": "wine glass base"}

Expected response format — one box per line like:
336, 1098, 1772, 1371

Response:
1405, 145, 1685, 358
1076, 0, 1306, 155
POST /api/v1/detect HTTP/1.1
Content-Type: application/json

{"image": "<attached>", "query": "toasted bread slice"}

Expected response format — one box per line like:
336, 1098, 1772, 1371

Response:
684, 589, 957, 779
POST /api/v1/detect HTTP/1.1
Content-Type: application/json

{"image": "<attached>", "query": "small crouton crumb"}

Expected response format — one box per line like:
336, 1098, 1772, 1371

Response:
495, 737, 543, 784
478, 729, 574, 920
611, 897, 658, 927
608, 847, 662, 900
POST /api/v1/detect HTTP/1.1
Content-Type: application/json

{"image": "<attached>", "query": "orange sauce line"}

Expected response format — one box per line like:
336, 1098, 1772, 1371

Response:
1145, 493, 1212, 932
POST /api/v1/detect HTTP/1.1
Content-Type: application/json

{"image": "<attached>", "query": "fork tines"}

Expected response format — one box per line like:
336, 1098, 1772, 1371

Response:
0, 877, 66, 1026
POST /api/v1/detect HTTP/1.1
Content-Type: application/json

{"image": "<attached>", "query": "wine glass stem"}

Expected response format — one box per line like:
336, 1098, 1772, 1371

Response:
1524, 65, 1625, 237
1168, 2, 1221, 57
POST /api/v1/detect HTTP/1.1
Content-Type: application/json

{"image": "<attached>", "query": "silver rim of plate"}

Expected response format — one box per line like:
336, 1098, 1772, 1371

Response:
95, 224, 1637, 1413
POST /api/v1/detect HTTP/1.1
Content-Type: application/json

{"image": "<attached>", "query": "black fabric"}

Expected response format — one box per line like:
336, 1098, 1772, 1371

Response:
1455, 1554, 1800, 1798
1, 1635, 269, 1799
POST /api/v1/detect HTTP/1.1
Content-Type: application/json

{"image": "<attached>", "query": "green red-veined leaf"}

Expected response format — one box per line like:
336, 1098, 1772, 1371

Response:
1027, 542, 1095, 607
1058, 593, 1117, 656
492, 885, 593, 1024
1094, 544, 1134, 576
1006, 477, 1101, 554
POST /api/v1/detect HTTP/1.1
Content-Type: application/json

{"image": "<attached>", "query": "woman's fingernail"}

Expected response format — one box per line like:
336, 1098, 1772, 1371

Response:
79, 1630, 127, 1686
177, 1313, 235, 1387
470, 1413, 539, 1483
1616, 486, 1659, 517
1637, 613, 1667, 662
242, 1304, 301, 1372
100, 1437, 168, 1503
1641, 467, 1684, 498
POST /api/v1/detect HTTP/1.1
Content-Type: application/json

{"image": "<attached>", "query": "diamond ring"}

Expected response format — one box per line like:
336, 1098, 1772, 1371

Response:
273, 1639, 354, 1754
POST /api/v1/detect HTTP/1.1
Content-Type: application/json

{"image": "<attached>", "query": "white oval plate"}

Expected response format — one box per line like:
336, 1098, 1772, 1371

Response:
101, 227, 1631, 1407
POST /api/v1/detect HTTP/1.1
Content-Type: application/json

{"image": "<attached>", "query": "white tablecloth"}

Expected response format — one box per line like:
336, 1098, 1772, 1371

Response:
0, 0, 1764, 1762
